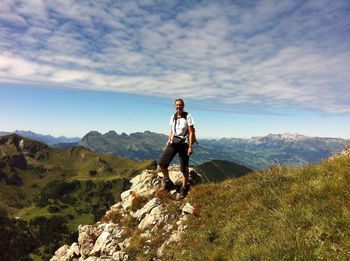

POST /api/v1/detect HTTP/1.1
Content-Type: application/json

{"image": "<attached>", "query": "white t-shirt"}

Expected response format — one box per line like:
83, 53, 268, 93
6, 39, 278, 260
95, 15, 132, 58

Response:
169, 112, 194, 142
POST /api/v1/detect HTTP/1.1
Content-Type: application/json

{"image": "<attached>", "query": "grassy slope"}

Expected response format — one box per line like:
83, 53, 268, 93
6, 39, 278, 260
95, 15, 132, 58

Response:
0, 136, 153, 218
46, 146, 152, 179
194, 160, 253, 182
0, 136, 155, 259
166, 155, 350, 260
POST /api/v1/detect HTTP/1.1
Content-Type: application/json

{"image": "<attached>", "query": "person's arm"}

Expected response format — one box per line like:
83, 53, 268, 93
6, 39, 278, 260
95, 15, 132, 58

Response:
167, 130, 173, 144
188, 125, 194, 156
167, 114, 174, 145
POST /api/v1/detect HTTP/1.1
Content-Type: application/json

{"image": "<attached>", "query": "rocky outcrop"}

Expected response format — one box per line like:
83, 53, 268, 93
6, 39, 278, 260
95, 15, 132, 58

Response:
6, 171, 23, 186
0, 134, 49, 160
3, 154, 27, 169
0, 160, 23, 186
51, 164, 202, 260
328, 145, 350, 161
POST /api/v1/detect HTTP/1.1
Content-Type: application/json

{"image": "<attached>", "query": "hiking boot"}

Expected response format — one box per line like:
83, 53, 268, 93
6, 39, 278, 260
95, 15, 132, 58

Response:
176, 184, 190, 200
160, 178, 175, 191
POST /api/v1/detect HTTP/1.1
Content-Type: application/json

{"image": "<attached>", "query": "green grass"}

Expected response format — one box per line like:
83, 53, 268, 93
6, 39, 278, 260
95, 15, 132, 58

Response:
164, 155, 350, 260
0, 138, 153, 216
68, 213, 94, 230
194, 159, 253, 182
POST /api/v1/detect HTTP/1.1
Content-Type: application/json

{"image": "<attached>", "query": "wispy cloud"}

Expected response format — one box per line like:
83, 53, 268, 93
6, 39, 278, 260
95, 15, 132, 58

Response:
0, 0, 349, 113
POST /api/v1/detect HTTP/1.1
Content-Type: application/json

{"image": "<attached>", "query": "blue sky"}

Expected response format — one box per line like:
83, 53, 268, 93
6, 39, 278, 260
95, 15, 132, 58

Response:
1, 0, 350, 139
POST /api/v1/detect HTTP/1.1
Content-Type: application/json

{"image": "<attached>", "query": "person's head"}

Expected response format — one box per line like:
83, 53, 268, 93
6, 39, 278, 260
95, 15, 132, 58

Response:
174, 98, 185, 114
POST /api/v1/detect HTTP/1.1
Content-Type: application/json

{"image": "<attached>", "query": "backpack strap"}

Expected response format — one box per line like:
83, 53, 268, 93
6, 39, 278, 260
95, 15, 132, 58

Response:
173, 112, 198, 145
173, 112, 188, 135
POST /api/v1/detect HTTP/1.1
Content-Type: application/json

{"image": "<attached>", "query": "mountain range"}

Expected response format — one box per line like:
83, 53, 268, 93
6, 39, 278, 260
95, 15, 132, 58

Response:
0, 130, 80, 145
2, 130, 349, 170
0, 133, 249, 219
79, 131, 350, 170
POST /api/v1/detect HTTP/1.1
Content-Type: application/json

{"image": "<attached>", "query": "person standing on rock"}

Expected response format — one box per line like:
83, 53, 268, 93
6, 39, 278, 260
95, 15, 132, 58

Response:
158, 98, 195, 199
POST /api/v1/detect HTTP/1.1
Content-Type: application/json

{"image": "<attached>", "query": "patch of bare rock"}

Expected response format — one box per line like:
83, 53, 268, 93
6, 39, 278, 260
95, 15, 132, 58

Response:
50, 164, 202, 261
327, 145, 350, 161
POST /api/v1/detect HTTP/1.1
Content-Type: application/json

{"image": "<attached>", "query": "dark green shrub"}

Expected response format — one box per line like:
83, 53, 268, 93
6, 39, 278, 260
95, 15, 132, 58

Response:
36, 180, 81, 207
89, 169, 97, 176
47, 205, 60, 213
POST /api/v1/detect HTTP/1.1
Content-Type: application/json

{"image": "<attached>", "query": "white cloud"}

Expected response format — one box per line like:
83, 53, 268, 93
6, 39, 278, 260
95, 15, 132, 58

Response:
0, 0, 349, 114
38, 54, 93, 67
0, 53, 53, 78
0, 12, 27, 27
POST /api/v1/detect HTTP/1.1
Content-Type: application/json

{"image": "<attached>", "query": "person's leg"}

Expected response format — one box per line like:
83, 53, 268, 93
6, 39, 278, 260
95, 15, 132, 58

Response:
159, 166, 169, 179
182, 172, 189, 187
177, 143, 190, 199
158, 144, 177, 174
178, 143, 190, 185
158, 144, 177, 190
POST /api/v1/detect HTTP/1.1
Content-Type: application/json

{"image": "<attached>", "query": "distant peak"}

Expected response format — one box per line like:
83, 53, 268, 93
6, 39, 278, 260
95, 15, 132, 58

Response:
86, 131, 102, 136
0, 133, 48, 149
15, 130, 36, 135
264, 133, 308, 140
282, 133, 308, 139
105, 130, 118, 136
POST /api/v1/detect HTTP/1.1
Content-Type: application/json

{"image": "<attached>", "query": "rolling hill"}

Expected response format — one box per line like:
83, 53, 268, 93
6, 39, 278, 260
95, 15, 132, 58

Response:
193, 159, 253, 182
0, 134, 154, 214
0, 134, 154, 260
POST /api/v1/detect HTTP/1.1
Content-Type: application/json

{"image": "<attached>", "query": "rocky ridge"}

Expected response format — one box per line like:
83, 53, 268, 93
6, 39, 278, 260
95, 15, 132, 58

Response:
0, 130, 80, 145
51, 165, 202, 261
327, 145, 350, 161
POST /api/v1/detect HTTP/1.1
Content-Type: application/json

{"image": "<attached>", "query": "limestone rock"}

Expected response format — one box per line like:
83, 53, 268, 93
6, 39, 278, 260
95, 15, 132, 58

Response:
50, 242, 81, 261
182, 202, 195, 215
89, 231, 113, 256
132, 197, 161, 221
112, 251, 129, 261
51, 164, 202, 260
82, 257, 98, 261
70, 242, 80, 256
50, 245, 70, 261
120, 170, 159, 209
118, 238, 131, 250
138, 205, 166, 231
78, 225, 103, 257
161, 165, 202, 185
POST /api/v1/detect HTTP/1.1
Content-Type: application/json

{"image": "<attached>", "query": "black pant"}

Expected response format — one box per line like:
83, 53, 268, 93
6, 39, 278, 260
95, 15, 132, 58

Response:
158, 143, 189, 173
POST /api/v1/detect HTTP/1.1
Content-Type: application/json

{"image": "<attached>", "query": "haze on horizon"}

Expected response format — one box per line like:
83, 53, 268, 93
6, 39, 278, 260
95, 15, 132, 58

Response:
1, 0, 350, 139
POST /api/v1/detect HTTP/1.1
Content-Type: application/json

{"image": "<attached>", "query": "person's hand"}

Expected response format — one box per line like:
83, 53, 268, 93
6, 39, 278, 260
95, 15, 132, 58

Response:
188, 146, 193, 156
